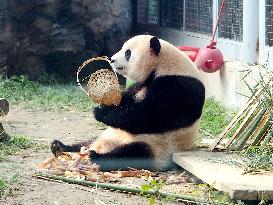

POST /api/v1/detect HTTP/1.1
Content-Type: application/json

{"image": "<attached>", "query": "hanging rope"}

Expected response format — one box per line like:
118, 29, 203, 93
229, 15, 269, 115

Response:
210, 0, 226, 48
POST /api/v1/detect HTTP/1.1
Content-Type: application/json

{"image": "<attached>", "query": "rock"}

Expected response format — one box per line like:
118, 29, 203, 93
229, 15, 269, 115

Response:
0, 98, 9, 116
0, 0, 133, 80
0, 98, 10, 142
0, 122, 10, 142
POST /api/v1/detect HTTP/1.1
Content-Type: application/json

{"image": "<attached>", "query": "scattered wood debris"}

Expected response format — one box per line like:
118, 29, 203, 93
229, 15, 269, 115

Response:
37, 151, 156, 183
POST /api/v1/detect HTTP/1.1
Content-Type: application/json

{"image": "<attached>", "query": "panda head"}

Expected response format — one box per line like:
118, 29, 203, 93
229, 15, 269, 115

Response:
110, 35, 161, 82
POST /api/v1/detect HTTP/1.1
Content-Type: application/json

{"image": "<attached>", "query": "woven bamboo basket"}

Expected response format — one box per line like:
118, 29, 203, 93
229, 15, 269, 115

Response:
77, 57, 121, 106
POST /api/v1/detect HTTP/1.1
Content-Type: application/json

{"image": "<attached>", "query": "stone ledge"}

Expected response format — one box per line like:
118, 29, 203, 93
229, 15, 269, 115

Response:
173, 150, 273, 200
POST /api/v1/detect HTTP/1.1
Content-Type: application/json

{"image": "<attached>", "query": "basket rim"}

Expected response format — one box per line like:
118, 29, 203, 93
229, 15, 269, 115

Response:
76, 56, 118, 94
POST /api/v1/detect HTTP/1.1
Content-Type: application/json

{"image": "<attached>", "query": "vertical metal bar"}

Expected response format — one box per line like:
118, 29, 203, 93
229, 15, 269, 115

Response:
183, 0, 186, 31
213, 0, 219, 40
132, 0, 138, 33
243, 0, 259, 62
159, 0, 162, 26
266, 0, 273, 47
260, 0, 267, 64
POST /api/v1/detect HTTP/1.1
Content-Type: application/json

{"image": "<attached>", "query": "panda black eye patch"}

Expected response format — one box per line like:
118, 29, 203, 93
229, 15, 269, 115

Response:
125, 49, 131, 61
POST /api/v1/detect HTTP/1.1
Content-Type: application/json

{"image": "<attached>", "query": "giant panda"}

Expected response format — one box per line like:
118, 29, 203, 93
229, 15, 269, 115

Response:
51, 35, 205, 171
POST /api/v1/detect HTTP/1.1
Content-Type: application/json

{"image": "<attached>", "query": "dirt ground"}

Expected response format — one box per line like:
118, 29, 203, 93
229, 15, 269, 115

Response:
0, 107, 191, 205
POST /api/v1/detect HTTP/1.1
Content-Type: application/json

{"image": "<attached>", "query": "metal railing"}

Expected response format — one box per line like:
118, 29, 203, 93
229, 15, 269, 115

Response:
266, 0, 273, 47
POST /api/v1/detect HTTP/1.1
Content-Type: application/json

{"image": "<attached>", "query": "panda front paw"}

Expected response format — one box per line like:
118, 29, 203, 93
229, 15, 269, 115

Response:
93, 106, 104, 121
93, 106, 114, 124
93, 107, 106, 122
51, 140, 67, 157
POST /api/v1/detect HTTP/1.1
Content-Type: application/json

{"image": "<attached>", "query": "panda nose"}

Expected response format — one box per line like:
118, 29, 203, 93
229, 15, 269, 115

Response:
110, 58, 116, 63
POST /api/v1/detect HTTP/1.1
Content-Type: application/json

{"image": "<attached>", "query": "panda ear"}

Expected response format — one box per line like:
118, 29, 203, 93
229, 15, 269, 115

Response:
150, 36, 161, 56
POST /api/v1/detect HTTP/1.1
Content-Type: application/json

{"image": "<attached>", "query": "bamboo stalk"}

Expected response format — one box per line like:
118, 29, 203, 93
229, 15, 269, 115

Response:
210, 89, 264, 151
251, 113, 272, 146
209, 100, 253, 151
33, 173, 229, 205
225, 103, 259, 149
251, 112, 270, 140
233, 108, 266, 151
262, 124, 273, 145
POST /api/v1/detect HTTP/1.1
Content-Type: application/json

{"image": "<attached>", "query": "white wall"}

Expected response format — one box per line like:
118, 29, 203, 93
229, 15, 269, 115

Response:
201, 59, 266, 108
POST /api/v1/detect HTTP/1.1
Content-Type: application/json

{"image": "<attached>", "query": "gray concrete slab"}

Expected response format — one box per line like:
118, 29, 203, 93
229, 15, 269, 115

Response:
173, 150, 273, 200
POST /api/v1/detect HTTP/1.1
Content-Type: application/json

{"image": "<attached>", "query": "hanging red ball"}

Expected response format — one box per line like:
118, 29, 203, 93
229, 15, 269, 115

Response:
194, 43, 224, 73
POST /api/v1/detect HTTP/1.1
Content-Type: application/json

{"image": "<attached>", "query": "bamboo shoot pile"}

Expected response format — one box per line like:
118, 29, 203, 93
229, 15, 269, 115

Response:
37, 148, 155, 182
210, 78, 273, 151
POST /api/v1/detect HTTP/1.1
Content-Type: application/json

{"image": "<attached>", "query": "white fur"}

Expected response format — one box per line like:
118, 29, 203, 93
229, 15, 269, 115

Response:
111, 35, 204, 83
94, 35, 204, 170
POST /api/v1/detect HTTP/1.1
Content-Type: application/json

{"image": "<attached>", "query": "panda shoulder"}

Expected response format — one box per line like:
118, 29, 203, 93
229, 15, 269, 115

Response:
154, 75, 204, 87
151, 75, 205, 97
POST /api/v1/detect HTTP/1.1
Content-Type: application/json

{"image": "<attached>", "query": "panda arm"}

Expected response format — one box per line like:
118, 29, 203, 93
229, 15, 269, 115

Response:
93, 97, 152, 133
119, 82, 143, 104
93, 76, 205, 134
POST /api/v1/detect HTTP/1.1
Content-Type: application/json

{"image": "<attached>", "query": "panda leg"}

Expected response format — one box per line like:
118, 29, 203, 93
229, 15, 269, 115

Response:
51, 139, 93, 156
89, 142, 155, 171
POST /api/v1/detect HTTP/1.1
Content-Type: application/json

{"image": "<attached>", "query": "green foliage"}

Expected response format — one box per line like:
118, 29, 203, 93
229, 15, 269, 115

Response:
0, 175, 20, 199
0, 75, 94, 112
189, 183, 246, 205
0, 75, 38, 103
201, 98, 237, 136
241, 145, 273, 173
0, 178, 6, 198
140, 177, 168, 205
139, 178, 244, 205
239, 60, 273, 110
258, 193, 270, 205
0, 135, 32, 161
237, 62, 273, 172
10, 135, 31, 149
126, 79, 135, 88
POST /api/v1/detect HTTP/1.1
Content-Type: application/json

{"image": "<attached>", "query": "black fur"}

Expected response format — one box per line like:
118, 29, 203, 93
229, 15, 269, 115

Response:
125, 49, 131, 61
120, 70, 155, 104
89, 142, 154, 171
150, 37, 161, 56
94, 75, 205, 134
51, 139, 93, 156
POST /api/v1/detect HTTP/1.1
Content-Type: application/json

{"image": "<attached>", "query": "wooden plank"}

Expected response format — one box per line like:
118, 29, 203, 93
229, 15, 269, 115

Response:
173, 151, 273, 200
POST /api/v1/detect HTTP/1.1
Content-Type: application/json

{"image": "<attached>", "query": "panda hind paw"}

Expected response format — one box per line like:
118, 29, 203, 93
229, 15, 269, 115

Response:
89, 150, 101, 161
51, 140, 67, 157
